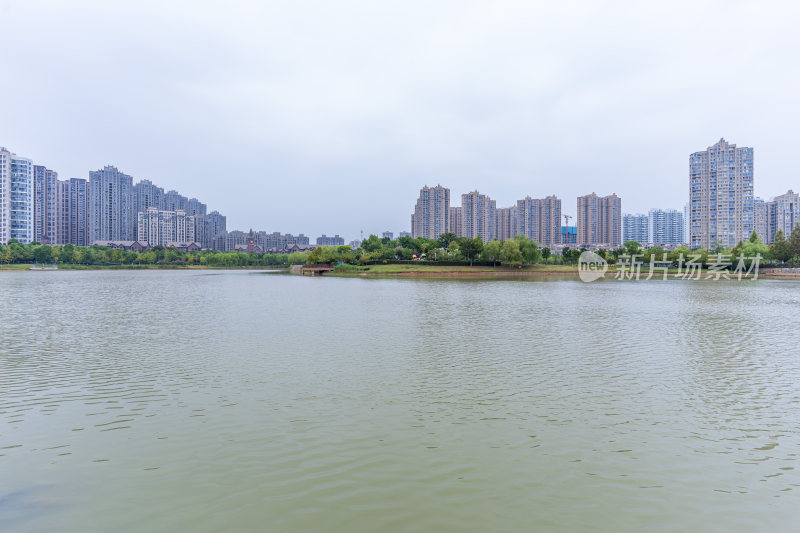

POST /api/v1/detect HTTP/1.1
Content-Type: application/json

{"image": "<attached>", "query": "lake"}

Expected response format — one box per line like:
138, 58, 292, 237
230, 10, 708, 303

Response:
1, 270, 798, 532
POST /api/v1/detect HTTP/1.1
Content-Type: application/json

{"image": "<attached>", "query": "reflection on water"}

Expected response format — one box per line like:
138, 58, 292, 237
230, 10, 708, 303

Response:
1, 271, 799, 532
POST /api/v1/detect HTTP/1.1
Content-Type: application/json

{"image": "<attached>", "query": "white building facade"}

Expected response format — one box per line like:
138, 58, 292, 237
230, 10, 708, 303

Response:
648, 208, 684, 246
622, 213, 648, 245
0, 147, 34, 244
137, 207, 195, 246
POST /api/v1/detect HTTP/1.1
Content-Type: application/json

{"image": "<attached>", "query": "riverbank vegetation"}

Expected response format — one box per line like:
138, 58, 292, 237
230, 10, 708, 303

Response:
3, 226, 798, 271
0, 240, 302, 268
307, 230, 792, 269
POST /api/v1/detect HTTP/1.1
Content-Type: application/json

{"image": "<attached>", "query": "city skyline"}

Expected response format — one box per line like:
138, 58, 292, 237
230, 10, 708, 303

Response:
2, 2, 800, 237
5, 137, 800, 247
3, 138, 787, 241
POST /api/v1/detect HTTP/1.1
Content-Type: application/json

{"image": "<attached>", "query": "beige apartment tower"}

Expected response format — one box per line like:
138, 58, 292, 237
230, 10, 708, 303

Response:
577, 193, 622, 247
461, 190, 495, 242
449, 206, 462, 237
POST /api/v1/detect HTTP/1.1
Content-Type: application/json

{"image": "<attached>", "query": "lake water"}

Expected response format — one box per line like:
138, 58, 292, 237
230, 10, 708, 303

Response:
1, 270, 799, 532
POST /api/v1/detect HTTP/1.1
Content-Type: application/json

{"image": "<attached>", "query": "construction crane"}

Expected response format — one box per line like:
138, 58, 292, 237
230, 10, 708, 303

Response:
563, 214, 572, 245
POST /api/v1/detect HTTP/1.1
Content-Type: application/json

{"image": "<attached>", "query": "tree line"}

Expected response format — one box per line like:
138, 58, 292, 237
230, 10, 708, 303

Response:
307, 228, 800, 267
0, 240, 306, 267
4, 225, 799, 269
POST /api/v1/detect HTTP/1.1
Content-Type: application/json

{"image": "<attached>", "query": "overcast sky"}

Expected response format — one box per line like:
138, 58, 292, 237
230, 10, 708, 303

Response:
2, 0, 799, 239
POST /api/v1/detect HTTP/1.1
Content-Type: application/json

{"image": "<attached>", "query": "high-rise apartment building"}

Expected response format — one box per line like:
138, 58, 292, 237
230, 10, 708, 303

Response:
577, 193, 621, 247
195, 210, 227, 249
512, 195, 561, 246
514, 196, 539, 243
187, 198, 207, 216
212, 230, 246, 252
261, 231, 309, 251
449, 206, 462, 237
622, 213, 648, 244
769, 190, 799, 242
683, 203, 690, 245
0, 147, 34, 244
461, 190, 495, 242
316, 234, 345, 246
133, 179, 164, 217
163, 190, 188, 212
137, 207, 195, 246
689, 138, 754, 249
33, 165, 59, 244
648, 208, 684, 246
89, 165, 135, 243
754, 198, 768, 243
58, 178, 91, 246
411, 185, 450, 239
494, 206, 515, 242
539, 195, 562, 247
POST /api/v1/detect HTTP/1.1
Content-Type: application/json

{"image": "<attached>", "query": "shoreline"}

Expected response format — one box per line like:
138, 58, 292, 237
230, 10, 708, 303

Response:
0, 264, 288, 272
3, 263, 798, 280
324, 264, 800, 280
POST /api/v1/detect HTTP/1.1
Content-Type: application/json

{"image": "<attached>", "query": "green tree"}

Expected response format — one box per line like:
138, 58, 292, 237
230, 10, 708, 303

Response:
742, 233, 768, 262
397, 236, 416, 251
459, 237, 483, 266
60, 243, 75, 264
482, 239, 503, 266
770, 230, 791, 263
361, 235, 383, 253
623, 241, 642, 257
437, 232, 458, 250
541, 247, 551, 263
668, 245, 692, 264
643, 246, 665, 262
500, 239, 523, 265
790, 224, 800, 260
33, 245, 52, 263
513, 235, 541, 264
729, 240, 744, 260
710, 241, 725, 255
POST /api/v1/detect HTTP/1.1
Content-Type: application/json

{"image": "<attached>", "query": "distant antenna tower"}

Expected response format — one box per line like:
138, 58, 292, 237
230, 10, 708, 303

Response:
360, 229, 363, 241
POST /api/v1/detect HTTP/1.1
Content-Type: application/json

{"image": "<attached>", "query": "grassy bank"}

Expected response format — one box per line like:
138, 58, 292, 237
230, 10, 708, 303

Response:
327, 263, 579, 278
325, 263, 779, 280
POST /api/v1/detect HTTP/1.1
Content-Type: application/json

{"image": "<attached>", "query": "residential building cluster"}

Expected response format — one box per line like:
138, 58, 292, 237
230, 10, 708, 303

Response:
687, 138, 798, 248
316, 234, 345, 246
411, 185, 622, 248
754, 190, 799, 244
5, 138, 795, 254
0, 146, 227, 249
622, 209, 684, 246
0, 145, 326, 254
